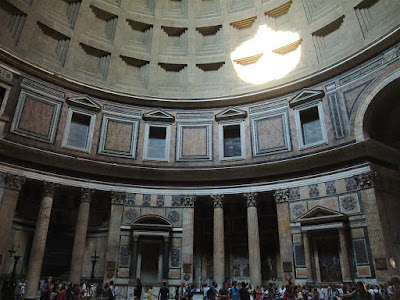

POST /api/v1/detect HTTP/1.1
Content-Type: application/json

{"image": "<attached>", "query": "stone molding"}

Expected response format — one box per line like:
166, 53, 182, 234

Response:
80, 188, 93, 203
42, 182, 57, 197
274, 189, 290, 203
211, 194, 224, 208
243, 192, 258, 207
111, 191, 126, 205
5, 174, 25, 191
181, 195, 196, 207
354, 171, 378, 189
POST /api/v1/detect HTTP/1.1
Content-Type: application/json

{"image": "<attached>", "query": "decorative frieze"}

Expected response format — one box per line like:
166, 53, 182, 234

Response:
211, 194, 224, 208
181, 195, 196, 207
274, 189, 289, 203
157, 195, 165, 207
243, 192, 257, 207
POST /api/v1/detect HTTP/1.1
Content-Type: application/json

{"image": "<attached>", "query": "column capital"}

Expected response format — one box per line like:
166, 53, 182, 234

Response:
354, 171, 378, 189
111, 191, 125, 205
211, 194, 224, 208
243, 192, 258, 207
163, 235, 170, 242
274, 189, 290, 203
42, 182, 57, 197
5, 174, 25, 191
80, 188, 94, 203
181, 195, 196, 207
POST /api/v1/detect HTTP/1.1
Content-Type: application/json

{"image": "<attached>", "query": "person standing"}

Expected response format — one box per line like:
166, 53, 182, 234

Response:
219, 282, 230, 300
159, 282, 170, 300
41, 276, 54, 300
239, 282, 250, 300
17, 278, 27, 300
134, 278, 143, 300
230, 281, 239, 300
148, 287, 153, 300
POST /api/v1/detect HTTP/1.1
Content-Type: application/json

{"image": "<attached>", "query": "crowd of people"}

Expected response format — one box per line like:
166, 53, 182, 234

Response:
197, 276, 400, 300
2, 276, 117, 300
2, 275, 400, 300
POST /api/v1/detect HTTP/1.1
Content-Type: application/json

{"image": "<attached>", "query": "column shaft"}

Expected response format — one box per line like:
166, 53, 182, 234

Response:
275, 190, 294, 285
338, 228, 352, 282
0, 174, 25, 270
181, 196, 195, 283
213, 206, 224, 286
302, 232, 313, 283
245, 193, 261, 287
103, 192, 125, 283
69, 189, 92, 284
163, 237, 170, 280
25, 182, 56, 300
129, 236, 139, 280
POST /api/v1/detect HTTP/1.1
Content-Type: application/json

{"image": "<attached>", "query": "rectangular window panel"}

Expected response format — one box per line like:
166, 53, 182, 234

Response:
0, 86, 6, 108
148, 126, 166, 159
67, 112, 91, 149
300, 106, 323, 145
223, 124, 241, 157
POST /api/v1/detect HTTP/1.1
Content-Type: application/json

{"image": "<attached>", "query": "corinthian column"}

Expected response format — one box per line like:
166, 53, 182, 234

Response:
25, 182, 57, 300
244, 193, 261, 287
181, 195, 195, 283
274, 189, 294, 284
211, 194, 225, 287
0, 174, 25, 270
103, 191, 125, 283
69, 188, 93, 284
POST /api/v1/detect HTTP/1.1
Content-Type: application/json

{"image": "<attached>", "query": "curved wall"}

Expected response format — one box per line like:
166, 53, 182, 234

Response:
0, 0, 399, 105
0, 42, 399, 184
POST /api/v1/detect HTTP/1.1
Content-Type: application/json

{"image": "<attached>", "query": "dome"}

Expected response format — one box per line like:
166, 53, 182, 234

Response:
0, 0, 400, 296
0, 0, 399, 106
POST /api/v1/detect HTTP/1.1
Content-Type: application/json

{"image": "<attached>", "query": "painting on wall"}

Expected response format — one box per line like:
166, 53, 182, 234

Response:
318, 238, 342, 282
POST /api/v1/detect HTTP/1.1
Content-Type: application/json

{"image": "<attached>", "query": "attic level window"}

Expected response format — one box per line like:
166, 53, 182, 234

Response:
294, 101, 328, 149
0, 86, 6, 108
300, 106, 322, 145
148, 126, 166, 159
62, 108, 96, 152
223, 124, 241, 157
143, 123, 171, 161
68, 113, 91, 149
219, 120, 246, 160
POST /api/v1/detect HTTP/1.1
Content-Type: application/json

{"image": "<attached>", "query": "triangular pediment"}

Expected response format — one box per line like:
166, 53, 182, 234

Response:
215, 107, 248, 121
297, 205, 347, 224
289, 89, 325, 108
143, 109, 175, 122
67, 95, 101, 111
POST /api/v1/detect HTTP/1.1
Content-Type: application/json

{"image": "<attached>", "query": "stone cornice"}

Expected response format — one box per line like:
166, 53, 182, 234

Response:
0, 139, 397, 185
